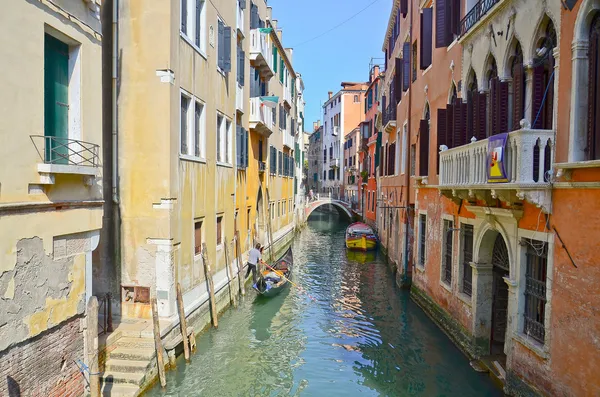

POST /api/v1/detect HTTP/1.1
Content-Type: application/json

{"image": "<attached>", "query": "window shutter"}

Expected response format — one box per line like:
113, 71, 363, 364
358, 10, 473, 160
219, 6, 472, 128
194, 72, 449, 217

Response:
450, 0, 461, 37
420, 8, 433, 69
435, 0, 447, 48
243, 128, 248, 168
241, 50, 245, 86
498, 81, 509, 134
395, 58, 403, 100
419, 120, 429, 176
403, 42, 410, 91
476, 92, 487, 140
236, 124, 241, 166
588, 31, 599, 159
273, 47, 278, 73
218, 21, 224, 69
195, 0, 202, 46
490, 78, 498, 135
382, 95, 387, 117
437, 108, 447, 173
446, 103, 454, 149
240, 0, 246, 10
181, 0, 187, 34
531, 65, 545, 129
223, 26, 232, 72
400, 0, 408, 17
512, 64, 524, 130
453, 100, 463, 147
250, 4, 258, 29
466, 91, 474, 142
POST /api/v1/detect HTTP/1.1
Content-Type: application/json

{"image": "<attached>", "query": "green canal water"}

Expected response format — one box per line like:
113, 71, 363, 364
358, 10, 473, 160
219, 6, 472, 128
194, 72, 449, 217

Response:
145, 211, 502, 396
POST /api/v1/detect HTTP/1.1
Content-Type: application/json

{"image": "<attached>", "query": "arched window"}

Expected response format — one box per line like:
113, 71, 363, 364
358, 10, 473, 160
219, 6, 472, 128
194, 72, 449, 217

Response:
485, 57, 501, 136
449, 82, 458, 104
532, 20, 557, 131
424, 101, 431, 121
510, 42, 525, 130
354, 95, 359, 103
587, 14, 600, 159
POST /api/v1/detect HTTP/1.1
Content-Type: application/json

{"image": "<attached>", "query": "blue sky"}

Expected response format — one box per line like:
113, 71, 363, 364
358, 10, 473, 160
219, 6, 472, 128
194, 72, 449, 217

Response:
268, 0, 392, 130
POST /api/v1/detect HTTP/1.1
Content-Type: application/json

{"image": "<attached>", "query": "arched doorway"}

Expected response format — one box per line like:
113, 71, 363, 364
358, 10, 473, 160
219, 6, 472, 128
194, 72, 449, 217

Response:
491, 234, 510, 355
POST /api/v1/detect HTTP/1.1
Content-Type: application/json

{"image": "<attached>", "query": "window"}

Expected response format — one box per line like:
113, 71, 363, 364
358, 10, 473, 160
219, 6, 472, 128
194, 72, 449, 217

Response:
419, 214, 426, 267
412, 41, 418, 82
420, 8, 433, 69
442, 219, 453, 285
587, 15, 600, 159
236, 125, 249, 169
524, 240, 548, 344
401, 123, 407, 174
410, 144, 416, 176
435, 0, 459, 48
181, 95, 190, 154
217, 19, 232, 72
216, 216, 223, 245
181, 0, 206, 53
194, 101, 205, 157
354, 95, 359, 103
194, 220, 203, 255
461, 224, 474, 296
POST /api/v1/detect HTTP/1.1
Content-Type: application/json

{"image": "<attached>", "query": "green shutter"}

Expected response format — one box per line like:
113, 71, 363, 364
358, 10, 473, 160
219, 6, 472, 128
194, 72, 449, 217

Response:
44, 34, 69, 164
280, 61, 284, 83
273, 47, 277, 72
375, 132, 382, 167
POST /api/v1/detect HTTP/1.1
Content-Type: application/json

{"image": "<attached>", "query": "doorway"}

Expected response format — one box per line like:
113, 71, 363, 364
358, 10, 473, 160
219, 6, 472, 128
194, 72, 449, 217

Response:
490, 234, 509, 356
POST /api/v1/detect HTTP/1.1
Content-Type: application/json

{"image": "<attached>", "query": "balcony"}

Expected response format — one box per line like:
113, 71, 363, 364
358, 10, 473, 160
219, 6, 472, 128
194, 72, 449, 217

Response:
438, 128, 554, 212
383, 105, 397, 133
330, 158, 339, 169
283, 131, 294, 150
249, 97, 275, 137
283, 87, 292, 106
30, 135, 100, 185
236, 84, 244, 112
258, 161, 266, 173
460, 0, 501, 38
249, 29, 274, 79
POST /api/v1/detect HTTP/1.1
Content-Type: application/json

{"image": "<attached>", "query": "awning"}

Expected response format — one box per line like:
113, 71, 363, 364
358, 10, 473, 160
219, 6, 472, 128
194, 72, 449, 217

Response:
260, 96, 279, 108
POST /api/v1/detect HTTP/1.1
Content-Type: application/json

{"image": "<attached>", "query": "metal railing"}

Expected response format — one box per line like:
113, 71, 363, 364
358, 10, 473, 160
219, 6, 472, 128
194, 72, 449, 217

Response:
97, 293, 113, 335
460, 0, 500, 37
30, 135, 100, 167
383, 105, 397, 127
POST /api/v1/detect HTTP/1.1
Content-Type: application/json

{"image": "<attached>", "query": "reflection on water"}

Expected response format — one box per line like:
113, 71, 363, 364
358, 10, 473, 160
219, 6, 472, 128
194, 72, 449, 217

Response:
145, 212, 501, 397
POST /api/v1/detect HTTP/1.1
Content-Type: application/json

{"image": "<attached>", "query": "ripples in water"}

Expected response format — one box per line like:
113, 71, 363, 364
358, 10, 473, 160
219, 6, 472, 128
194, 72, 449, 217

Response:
145, 213, 501, 397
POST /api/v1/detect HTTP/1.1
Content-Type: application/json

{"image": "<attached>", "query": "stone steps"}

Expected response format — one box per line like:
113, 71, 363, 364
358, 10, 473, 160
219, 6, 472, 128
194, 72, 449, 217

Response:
109, 346, 155, 361
117, 336, 155, 349
104, 358, 151, 373
101, 382, 140, 397
102, 370, 145, 386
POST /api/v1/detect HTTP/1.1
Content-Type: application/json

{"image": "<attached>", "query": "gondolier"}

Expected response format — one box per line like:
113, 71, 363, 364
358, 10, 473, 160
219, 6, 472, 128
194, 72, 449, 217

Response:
246, 243, 263, 284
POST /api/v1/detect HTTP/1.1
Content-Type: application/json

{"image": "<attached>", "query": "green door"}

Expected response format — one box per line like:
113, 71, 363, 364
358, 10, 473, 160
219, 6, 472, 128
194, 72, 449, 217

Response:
44, 34, 69, 164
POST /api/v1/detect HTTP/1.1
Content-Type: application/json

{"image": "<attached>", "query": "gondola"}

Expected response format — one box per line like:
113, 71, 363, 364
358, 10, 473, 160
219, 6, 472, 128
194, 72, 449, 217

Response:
345, 222, 378, 251
253, 247, 293, 298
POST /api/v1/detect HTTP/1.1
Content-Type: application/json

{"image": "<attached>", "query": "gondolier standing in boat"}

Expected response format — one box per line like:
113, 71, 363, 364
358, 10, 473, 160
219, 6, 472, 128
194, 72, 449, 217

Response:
246, 243, 263, 284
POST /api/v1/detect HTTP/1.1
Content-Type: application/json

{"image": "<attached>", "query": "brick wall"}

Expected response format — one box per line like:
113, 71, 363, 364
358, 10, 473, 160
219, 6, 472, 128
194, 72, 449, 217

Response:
0, 315, 85, 397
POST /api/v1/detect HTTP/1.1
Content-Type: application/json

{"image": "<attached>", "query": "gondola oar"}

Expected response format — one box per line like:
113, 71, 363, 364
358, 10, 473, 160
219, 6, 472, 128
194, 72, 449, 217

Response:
263, 262, 318, 302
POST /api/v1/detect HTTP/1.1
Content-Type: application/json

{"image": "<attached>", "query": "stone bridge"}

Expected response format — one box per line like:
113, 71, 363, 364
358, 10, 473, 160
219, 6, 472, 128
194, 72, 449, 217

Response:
304, 198, 356, 220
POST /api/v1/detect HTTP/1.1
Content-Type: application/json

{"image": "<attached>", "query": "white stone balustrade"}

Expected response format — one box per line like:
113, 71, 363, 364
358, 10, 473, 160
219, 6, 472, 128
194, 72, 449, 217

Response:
249, 29, 273, 75
249, 97, 274, 136
439, 129, 554, 187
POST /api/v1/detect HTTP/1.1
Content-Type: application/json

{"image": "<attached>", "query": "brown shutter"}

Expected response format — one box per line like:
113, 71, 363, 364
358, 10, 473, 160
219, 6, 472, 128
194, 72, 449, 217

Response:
435, 0, 448, 48
437, 109, 447, 174
419, 120, 430, 176
450, 0, 461, 37
216, 217, 222, 245
476, 92, 488, 140
498, 81, 509, 134
453, 100, 464, 147
446, 103, 454, 149
531, 65, 545, 129
490, 78, 498, 135
467, 91, 474, 141
194, 222, 202, 254
395, 58, 403, 101
400, 0, 408, 17
512, 64, 524, 130
420, 8, 433, 69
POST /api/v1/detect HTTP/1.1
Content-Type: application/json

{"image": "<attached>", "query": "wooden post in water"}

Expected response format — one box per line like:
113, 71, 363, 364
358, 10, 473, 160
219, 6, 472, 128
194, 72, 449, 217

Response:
86, 296, 100, 397
151, 297, 166, 388
223, 236, 236, 307
201, 243, 219, 328
176, 283, 190, 362
234, 217, 245, 296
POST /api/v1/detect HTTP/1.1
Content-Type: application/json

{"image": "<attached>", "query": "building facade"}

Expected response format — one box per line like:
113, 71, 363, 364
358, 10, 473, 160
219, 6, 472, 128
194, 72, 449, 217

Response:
343, 127, 360, 208
321, 83, 367, 199
307, 123, 323, 194
0, 1, 103, 395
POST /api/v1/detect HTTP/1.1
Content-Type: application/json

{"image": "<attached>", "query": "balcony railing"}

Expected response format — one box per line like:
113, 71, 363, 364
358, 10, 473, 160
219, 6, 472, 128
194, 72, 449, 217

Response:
249, 29, 274, 78
249, 97, 275, 137
283, 130, 294, 149
460, 0, 500, 37
31, 135, 100, 167
383, 105, 397, 132
439, 129, 554, 187
236, 84, 244, 112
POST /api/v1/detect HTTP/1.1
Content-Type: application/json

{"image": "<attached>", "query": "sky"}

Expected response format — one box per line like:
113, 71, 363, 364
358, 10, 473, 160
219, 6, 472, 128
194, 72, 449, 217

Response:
268, 0, 392, 130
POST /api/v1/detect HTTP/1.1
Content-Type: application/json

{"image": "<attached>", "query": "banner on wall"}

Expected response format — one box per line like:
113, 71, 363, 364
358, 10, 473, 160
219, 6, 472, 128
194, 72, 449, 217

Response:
487, 133, 509, 183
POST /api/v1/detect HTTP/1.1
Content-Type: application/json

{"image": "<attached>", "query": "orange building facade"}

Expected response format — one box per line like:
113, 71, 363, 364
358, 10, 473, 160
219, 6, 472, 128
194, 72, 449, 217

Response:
371, 0, 600, 395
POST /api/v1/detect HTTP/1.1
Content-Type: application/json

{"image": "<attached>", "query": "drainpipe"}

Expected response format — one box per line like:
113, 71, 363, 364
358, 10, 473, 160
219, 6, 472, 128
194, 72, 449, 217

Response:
112, 0, 118, 205
402, 4, 414, 284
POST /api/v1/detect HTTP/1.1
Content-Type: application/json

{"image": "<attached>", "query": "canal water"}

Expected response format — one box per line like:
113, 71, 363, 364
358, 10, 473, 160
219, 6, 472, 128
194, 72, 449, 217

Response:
146, 211, 501, 396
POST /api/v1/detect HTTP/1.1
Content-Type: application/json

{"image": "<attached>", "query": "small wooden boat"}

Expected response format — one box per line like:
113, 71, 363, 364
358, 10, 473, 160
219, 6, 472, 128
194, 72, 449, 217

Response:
253, 247, 293, 297
345, 222, 377, 251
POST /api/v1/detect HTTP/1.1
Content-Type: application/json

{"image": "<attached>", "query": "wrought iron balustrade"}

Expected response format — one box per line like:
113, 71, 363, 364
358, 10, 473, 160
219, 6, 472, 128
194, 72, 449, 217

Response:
30, 135, 100, 167
258, 160, 267, 172
383, 105, 397, 126
460, 0, 500, 37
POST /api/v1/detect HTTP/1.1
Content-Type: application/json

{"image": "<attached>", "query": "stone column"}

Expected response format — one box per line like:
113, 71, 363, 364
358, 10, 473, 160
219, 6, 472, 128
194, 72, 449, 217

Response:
470, 261, 493, 357
569, 40, 589, 162
503, 276, 519, 361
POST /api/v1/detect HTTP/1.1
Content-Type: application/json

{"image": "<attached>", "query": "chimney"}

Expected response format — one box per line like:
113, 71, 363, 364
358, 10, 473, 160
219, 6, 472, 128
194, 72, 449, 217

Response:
374, 65, 380, 77
328, 91, 333, 100
267, 6, 272, 20
272, 19, 277, 30
313, 121, 318, 131
317, 119, 321, 128
286, 48, 293, 64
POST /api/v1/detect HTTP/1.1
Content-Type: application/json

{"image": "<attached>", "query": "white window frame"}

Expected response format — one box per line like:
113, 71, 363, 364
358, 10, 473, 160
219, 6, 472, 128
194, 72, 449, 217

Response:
180, 89, 206, 162
440, 214, 455, 291
415, 210, 427, 272
216, 214, 224, 250
180, 0, 207, 58
216, 113, 232, 165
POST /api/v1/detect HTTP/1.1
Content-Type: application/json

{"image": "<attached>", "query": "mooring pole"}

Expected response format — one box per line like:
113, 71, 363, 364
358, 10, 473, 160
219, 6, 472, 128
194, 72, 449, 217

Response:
223, 236, 237, 307
201, 243, 219, 328
176, 283, 190, 362
151, 297, 166, 387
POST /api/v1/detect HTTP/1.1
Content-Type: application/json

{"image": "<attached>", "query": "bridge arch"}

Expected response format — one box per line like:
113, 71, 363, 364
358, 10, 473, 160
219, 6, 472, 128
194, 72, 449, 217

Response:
305, 199, 354, 220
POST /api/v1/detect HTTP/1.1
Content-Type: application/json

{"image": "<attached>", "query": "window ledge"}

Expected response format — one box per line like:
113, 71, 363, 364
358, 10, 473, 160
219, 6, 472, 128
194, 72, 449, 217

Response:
38, 163, 98, 176
216, 162, 233, 168
440, 279, 452, 293
415, 264, 425, 273
421, 64, 433, 76
513, 333, 549, 360
457, 291, 472, 307
180, 154, 206, 164
180, 32, 208, 60
555, 159, 600, 171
